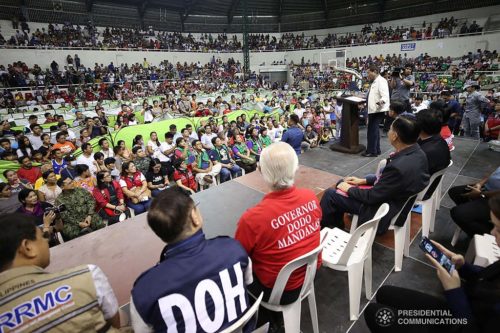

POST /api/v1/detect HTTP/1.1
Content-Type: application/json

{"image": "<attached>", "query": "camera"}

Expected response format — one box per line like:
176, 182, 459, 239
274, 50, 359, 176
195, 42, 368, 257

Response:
391, 68, 403, 76
44, 204, 67, 215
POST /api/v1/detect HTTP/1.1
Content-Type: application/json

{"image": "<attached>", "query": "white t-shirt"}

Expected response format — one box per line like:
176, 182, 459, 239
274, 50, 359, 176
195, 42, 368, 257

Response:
76, 154, 97, 175
294, 107, 305, 119
147, 140, 161, 158
144, 110, 154, 123
158, 142, 175, 162
201, 133, 217, 150
100, 148, 114, 159
29, 134, 43, 150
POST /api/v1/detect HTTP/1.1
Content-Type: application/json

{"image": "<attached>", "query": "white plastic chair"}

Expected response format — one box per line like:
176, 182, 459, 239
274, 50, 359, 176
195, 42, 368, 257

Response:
255, 243, 324, 333
416, 164, 449, 238
434, 160, 453, 210
219, 292, 266, 333
350, 194, 418, 272
321, 203, 389, 320
119, 302, 131, 327
465, 234, 500, 267
450, 226, 462, 247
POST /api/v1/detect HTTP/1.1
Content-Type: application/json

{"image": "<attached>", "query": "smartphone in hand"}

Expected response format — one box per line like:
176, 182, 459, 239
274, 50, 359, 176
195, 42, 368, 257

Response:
419, 237, 455, 274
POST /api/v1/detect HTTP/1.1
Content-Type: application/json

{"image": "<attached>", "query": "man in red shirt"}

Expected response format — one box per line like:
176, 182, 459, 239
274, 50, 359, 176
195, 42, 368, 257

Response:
235, 142, 322, 305
16, 156, 41, 185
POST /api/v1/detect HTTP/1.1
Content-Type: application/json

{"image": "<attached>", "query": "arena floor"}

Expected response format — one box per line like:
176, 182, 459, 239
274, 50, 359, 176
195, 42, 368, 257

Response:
47, 127, 495, 333
297, 130, 494, 333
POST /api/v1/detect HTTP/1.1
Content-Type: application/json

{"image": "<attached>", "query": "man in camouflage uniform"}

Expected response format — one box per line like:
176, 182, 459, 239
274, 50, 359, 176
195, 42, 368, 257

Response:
132, 146, 151, 175
55, 177, 105, 241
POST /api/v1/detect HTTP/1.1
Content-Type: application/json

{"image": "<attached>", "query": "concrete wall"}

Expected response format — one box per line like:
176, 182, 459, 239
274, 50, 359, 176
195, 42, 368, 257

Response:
1, 32, 498, 73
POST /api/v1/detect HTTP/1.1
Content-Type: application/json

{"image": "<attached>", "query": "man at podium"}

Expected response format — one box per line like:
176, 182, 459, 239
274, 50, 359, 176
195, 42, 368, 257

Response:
363, 65, 390, 157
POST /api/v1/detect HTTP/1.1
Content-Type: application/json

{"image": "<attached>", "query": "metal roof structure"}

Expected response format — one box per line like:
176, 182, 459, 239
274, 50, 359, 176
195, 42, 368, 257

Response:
1, 0, 497, 32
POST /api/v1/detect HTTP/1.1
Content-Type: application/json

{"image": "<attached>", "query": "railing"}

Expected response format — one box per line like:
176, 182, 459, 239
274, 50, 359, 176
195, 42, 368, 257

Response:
1, 29, 499, 53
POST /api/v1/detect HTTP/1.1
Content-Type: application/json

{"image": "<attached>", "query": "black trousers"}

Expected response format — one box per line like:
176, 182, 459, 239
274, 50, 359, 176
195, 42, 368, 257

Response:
367, 112, 385, 155
248, 274, 302, 329
364, 286, 454, 333
320, 188, 362, 229
448, 185, 493, 237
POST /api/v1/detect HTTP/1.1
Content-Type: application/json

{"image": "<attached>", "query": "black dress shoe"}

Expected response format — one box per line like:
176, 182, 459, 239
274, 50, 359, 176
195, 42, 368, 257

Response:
361, 152, 377, 157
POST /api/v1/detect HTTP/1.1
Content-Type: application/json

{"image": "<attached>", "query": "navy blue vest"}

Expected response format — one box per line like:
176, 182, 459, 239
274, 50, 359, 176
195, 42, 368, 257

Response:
132, 230, 252, 332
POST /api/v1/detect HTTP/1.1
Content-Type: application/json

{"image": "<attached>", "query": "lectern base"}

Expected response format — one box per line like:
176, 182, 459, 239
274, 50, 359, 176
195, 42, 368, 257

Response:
329, 143, 366, 154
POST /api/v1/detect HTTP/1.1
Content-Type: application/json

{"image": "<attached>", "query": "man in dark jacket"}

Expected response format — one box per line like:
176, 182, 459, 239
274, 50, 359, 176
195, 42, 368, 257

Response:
417, 108, 451, 200
130, 187, 253, 332
321, 115, 430, 234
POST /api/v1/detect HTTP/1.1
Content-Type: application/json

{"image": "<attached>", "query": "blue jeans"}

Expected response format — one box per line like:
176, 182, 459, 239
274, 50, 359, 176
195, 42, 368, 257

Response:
151, 189, 162, 197
127, 200, 151, 215
219, 164, 243, 183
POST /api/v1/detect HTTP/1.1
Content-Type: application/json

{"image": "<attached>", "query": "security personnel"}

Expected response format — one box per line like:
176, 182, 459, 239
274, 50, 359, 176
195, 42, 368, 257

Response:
130, 187, 253, 333
0, 213, 120, 332
463, 80, 490, 138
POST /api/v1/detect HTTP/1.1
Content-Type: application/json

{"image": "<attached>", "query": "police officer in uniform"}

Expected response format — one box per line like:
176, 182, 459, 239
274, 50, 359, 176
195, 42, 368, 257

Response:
462, 80, 490, 138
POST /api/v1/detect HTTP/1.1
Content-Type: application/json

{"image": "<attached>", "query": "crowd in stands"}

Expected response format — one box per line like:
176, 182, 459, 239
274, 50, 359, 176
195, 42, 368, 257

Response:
0, 56, 243, 92
1, 47, 497, 105
0, 16, 485, 51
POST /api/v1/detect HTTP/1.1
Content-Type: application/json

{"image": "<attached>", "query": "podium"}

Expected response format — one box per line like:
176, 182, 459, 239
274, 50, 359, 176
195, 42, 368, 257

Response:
330, 96, 366, 154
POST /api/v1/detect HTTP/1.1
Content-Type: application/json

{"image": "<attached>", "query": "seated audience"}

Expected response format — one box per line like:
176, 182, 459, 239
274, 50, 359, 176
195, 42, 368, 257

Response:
235, 142, 321, 311
93, 152, 108, 173
364, 194, 500, 333
130, 187, 253, 332
93, 171, 130, 225
98, 137, 114, 158
484, 102, 500, 141
132, 146, 151, 175
172, 158, 197, 195
246, 126, 263, 161
73, 164, 96, 192
210, 137, 242, 183
15, 188, 62, 245
52, 131, 76, 155
3, 169, 32, 194
192, 139, 222, 187
321, 115, 430, 234
119, 161, 151, 214
60, 154, 77, 179
56, 177, 105, 241
146, 158, 169, 197
232, 135, 257, 173
76, 142, 97, 175
448, 166, 500, 237
104, 157, 120, 180
416, 108, 451, 199
174, 137, 195, 164
0, 213, 121, 331
0, 182, 21, 214
17, 135, 34, 159
16, 155, 41, 185
37, 170, 62, 205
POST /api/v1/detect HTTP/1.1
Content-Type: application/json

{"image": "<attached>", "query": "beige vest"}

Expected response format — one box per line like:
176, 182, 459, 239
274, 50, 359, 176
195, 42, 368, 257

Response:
0, 265, 118, 333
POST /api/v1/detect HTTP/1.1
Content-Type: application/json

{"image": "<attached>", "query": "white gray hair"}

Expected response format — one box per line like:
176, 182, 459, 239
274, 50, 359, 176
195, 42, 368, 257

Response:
259, 142, 298, 191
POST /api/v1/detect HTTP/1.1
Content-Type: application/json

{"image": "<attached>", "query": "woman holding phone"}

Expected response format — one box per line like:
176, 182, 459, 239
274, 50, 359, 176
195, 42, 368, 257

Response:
364, 194, 500, 333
